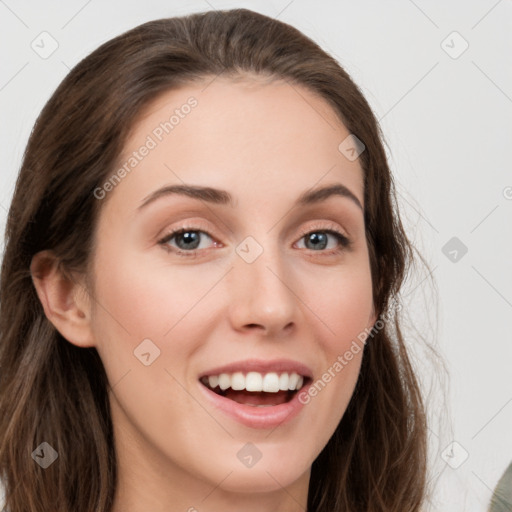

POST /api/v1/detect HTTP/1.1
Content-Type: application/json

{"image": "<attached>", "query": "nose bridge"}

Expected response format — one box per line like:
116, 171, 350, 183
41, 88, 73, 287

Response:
228, 234, 298, 334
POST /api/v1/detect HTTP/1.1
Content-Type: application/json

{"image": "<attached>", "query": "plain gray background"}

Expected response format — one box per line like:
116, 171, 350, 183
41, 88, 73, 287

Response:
1, 1, 511, 511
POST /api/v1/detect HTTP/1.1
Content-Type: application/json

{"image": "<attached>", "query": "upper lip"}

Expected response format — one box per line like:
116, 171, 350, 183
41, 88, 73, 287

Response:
198, 358, 313, 380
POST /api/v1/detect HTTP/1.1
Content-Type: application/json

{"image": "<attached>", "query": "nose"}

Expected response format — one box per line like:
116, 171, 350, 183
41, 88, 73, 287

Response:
227, 240, 299, 338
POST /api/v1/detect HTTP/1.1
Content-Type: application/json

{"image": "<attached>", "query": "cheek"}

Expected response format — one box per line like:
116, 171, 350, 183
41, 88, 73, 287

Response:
300, 262, 373, 418
92, 245, 213, 340
89, 243, 229, 399
308, 263, 374, 346
89, 249, 210, 435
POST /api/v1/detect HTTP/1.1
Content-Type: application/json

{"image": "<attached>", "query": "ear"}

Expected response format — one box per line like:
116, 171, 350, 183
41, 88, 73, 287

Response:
30, 250, 95, 348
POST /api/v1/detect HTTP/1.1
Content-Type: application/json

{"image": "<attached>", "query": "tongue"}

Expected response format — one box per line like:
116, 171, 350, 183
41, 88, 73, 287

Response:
223, 389, 292, 406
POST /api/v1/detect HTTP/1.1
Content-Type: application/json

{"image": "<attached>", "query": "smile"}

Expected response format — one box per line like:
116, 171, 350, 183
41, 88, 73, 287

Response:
200, 371, 309, 407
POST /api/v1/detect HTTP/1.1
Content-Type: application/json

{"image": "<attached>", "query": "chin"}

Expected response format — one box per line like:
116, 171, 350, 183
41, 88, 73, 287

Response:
189, 443, 313, 494
213, 464, 309, 494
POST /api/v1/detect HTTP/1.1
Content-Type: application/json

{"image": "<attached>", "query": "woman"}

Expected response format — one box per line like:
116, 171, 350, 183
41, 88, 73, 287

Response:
0, 8, 428, 512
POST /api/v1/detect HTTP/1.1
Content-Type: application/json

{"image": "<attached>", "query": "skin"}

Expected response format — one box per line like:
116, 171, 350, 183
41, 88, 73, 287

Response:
32, 76, 377, 512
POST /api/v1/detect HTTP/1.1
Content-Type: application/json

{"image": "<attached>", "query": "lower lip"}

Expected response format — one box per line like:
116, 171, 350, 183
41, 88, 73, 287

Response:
198, 381, 310, 429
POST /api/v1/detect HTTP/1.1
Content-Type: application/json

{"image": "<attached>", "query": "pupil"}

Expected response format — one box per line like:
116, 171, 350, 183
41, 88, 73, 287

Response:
307, 232, 327, 250
178, 232, 200, 250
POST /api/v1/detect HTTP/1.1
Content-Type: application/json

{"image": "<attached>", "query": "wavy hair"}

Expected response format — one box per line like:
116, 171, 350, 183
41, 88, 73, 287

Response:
0, 8, 428, 511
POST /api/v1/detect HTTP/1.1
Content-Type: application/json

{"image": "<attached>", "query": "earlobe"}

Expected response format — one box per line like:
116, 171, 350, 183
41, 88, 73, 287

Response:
30, 250, 95, 348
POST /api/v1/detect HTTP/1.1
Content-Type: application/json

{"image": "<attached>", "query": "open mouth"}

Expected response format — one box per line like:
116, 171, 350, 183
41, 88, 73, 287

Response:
199, 372, 311, 407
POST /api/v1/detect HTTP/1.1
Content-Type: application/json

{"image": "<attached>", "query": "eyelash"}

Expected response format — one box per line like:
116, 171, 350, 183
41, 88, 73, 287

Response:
158, 222, 352, 258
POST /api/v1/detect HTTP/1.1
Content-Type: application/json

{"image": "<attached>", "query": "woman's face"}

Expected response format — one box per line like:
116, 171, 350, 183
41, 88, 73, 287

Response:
88, 77, 376, 502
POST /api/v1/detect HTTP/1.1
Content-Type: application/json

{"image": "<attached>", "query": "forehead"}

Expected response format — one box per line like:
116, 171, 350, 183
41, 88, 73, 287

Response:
107, 76, 365, 213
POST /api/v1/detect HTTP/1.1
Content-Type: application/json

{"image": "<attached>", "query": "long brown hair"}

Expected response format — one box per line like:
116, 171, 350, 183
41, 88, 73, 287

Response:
0, 8, 428, 511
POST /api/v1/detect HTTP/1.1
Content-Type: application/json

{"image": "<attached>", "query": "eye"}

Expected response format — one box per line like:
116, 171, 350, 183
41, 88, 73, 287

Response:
158, 226, 219, 257
295, 225, 351, 254
158, 222, 351, 257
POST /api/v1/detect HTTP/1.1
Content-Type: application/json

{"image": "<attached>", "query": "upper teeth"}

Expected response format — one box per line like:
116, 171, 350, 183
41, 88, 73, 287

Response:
202, 372, 304, 393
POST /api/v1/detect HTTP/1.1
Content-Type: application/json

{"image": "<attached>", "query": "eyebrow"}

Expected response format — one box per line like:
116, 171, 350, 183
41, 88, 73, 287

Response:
138, 183, 363, 211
